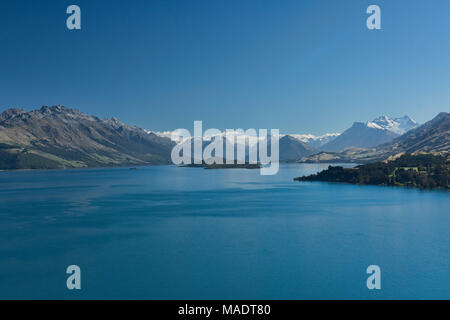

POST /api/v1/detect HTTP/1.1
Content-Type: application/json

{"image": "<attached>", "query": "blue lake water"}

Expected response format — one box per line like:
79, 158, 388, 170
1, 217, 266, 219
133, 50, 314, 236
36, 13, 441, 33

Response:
0, 164, 449, 299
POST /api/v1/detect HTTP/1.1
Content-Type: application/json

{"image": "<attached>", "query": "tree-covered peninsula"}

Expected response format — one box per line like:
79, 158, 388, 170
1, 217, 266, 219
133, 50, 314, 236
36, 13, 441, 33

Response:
294, 154, 449, 190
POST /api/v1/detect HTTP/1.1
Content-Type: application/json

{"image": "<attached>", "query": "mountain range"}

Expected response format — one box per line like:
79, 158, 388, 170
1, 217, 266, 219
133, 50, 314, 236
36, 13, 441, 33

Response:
151, 115, 418, 153
0, 106, 447, 169
150, 130, 320, 162
0, 106, 174, 169
300, 112, 449, 163
320, 115, 419, 152
279, 133, 339, 149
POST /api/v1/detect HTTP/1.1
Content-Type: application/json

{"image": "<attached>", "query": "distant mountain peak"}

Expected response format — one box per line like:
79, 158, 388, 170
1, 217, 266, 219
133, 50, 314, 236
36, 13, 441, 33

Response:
434, 112, 449, 120
321, 116, 410, 152
321, 114, 420, 152
284, 133, 340, 149
0, 108, 27, 122
38, 105, 75, 115
366, 115, 419, 135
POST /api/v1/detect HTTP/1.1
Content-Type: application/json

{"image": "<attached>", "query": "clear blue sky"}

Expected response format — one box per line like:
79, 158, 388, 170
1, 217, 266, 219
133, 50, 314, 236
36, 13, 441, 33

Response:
0, 0, 449, 134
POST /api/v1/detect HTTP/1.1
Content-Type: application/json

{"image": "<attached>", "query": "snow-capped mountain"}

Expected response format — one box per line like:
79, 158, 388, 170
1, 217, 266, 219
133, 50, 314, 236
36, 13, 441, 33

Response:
147, 115, 417, 155
287, 133, 340, 148
147, 130, 266, 145
149, 130, 340, 148
367, 115, 419, 135
147, 130, 335, 161
321, 115, 419, 152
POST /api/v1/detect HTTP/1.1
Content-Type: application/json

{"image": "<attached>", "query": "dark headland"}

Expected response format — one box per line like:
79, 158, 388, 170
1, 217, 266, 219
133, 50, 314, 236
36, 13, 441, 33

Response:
294, 154, 449, 190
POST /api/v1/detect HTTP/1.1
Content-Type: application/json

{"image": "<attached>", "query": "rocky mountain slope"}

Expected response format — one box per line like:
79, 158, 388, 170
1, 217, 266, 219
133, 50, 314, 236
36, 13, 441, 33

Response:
0, 106, 175, 169
377, 112, 449, 154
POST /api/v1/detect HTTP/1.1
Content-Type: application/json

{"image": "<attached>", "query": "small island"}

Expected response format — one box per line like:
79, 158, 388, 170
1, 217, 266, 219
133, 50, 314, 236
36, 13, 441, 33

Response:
180, 157, 262, 170
294, 154, 449, 190
182, 162, 261, 170
204, 163, 261, 169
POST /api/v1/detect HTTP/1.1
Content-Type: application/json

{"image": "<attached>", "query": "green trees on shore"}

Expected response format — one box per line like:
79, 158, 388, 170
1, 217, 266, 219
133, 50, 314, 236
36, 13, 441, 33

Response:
295, 154, 449, 189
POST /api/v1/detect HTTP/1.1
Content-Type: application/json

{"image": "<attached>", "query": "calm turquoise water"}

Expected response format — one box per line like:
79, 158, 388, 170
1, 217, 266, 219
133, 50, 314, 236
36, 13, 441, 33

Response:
0, 164, 449, 299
